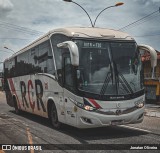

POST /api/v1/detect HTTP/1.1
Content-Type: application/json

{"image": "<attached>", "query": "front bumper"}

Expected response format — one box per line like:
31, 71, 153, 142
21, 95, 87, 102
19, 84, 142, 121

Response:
76, 107, 144, 128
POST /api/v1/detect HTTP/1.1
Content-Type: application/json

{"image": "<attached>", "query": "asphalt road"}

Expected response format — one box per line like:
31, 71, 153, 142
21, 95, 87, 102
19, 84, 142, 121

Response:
0, 91, 160, 153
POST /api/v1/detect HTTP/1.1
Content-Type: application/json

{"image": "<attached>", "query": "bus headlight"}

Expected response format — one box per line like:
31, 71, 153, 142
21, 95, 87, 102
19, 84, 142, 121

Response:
69, 98, 96, 111
84, 105, 95, 111
77, 102, 96, 111
135, 101, 144, 108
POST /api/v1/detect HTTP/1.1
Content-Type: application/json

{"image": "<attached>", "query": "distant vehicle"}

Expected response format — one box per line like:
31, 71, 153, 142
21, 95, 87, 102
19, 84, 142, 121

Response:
3, 27, 156, 128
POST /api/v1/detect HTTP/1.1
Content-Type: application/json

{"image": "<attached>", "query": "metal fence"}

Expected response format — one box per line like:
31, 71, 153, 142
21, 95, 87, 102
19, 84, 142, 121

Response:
144, 73, 160, 80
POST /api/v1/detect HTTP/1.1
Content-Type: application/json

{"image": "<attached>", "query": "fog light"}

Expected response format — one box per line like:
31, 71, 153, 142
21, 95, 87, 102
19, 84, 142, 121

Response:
81, 117, 92, 124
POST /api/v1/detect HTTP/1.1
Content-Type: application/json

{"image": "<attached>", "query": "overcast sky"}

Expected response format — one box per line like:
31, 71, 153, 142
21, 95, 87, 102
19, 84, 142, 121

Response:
0, 0, 160, 71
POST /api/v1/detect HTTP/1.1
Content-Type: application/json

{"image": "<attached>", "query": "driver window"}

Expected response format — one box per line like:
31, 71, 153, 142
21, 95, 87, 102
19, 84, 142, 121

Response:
64, 57, 74, 90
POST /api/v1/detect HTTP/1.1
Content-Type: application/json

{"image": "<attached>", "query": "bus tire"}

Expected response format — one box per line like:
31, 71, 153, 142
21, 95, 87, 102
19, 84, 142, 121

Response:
13, 96, 20, 114
49, 102, 61, 129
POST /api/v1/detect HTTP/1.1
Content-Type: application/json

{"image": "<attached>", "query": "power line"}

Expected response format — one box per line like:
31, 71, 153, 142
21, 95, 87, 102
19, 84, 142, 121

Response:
0, 50, 14, 54
0, 20, 44, 36
119, 8, 160, 31
0, 20, 44, 34
124, 13, 160, 30
119, 9, 159, 31
134, 33, 160, 38
0, 24, 42, 36
0, 37, 33, 40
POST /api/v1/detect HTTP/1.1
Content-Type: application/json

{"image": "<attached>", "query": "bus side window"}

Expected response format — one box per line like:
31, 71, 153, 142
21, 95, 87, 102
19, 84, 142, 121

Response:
39, 41, 48, 73
17, 52, 29, 76
29, 47, 40, 74
47, 41, 55, 75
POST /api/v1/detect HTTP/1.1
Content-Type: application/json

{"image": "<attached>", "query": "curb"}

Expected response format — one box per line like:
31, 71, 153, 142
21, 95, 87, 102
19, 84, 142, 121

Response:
144, 110, 160, 118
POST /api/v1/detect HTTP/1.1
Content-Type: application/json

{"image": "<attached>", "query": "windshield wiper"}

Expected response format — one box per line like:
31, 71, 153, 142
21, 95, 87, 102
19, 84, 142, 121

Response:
100, 55, 115, 96
100, 72, 111, 96
100, 60, 134, 96
118, 73, 134, 94
113, 61, 133, 94
114, 62, 133, 94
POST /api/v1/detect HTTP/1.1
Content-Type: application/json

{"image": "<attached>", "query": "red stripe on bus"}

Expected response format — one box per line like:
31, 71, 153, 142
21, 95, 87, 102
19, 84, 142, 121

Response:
8, 78, 21, 109
88, 98, 101, 109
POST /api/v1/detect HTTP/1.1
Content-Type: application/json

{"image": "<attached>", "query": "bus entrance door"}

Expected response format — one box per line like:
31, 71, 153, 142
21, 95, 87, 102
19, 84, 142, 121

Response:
63, 53, 77, 126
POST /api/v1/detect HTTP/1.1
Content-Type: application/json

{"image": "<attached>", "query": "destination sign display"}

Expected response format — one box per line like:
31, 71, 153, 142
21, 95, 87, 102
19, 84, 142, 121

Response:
83, 42, 105, 48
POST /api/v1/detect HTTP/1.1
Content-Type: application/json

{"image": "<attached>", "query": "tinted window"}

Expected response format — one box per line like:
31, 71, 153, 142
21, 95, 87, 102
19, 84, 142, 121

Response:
64, 56, 74, 90
51, 34, 69, 69
4, 60, 10, 78
29, 46, 41, 74
47, 41, 55, 75
17, 51, 29, 76
51, 34, 70, 84
5, 40, 55, 77
38, 41, 48, 73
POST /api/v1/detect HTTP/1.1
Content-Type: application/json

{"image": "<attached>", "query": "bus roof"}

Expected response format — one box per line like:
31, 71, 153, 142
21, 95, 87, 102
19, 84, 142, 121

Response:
53, 27, 134, 40
4, 27, 134, 61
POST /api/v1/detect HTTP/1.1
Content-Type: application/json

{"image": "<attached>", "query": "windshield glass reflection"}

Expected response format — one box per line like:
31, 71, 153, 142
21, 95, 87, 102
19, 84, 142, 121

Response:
74, 40, 143, 96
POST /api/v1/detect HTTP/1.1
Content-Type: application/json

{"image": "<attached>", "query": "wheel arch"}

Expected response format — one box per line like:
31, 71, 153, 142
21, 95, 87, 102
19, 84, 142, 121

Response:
47, 97, 56, 119
12, 94, 18, 108
47, 97, 62, 128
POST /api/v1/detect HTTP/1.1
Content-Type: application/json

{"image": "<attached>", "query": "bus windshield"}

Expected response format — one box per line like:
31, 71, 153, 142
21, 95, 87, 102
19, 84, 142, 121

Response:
74, 40, 143, 96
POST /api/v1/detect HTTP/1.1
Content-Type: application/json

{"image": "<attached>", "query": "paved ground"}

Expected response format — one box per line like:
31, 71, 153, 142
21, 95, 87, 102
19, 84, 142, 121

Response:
145, 104, 160, 118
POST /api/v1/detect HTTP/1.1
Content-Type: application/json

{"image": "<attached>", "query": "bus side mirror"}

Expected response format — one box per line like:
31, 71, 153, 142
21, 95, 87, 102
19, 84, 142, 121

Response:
138, 44, 157, 68
57, 41, 79, 66
138, 44, 157, 79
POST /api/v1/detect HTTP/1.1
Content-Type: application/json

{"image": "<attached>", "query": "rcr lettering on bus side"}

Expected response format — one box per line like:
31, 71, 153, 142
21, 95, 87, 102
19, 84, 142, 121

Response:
20, 80, 46, 112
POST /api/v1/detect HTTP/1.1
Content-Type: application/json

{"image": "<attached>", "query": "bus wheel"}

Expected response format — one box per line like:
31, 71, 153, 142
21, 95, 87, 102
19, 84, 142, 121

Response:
13, 97, 20, 114
50, 103, 61, 129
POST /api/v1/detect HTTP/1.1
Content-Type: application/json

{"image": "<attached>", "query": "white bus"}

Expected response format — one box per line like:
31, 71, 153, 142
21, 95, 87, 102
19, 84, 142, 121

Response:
3, 27, 155, 129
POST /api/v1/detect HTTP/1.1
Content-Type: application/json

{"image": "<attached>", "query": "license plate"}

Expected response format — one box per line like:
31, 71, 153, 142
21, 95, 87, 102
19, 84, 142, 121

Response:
111, 120, 123, 125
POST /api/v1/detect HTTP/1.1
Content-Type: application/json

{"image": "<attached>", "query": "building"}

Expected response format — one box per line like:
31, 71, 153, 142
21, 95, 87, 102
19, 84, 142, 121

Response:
141, 50, 160, 104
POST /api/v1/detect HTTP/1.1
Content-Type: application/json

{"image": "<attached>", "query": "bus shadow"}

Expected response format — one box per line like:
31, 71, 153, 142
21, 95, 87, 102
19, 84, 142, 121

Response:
60, 125, 149, 142
9, 110, 51, 127
9, 110, 149, 142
